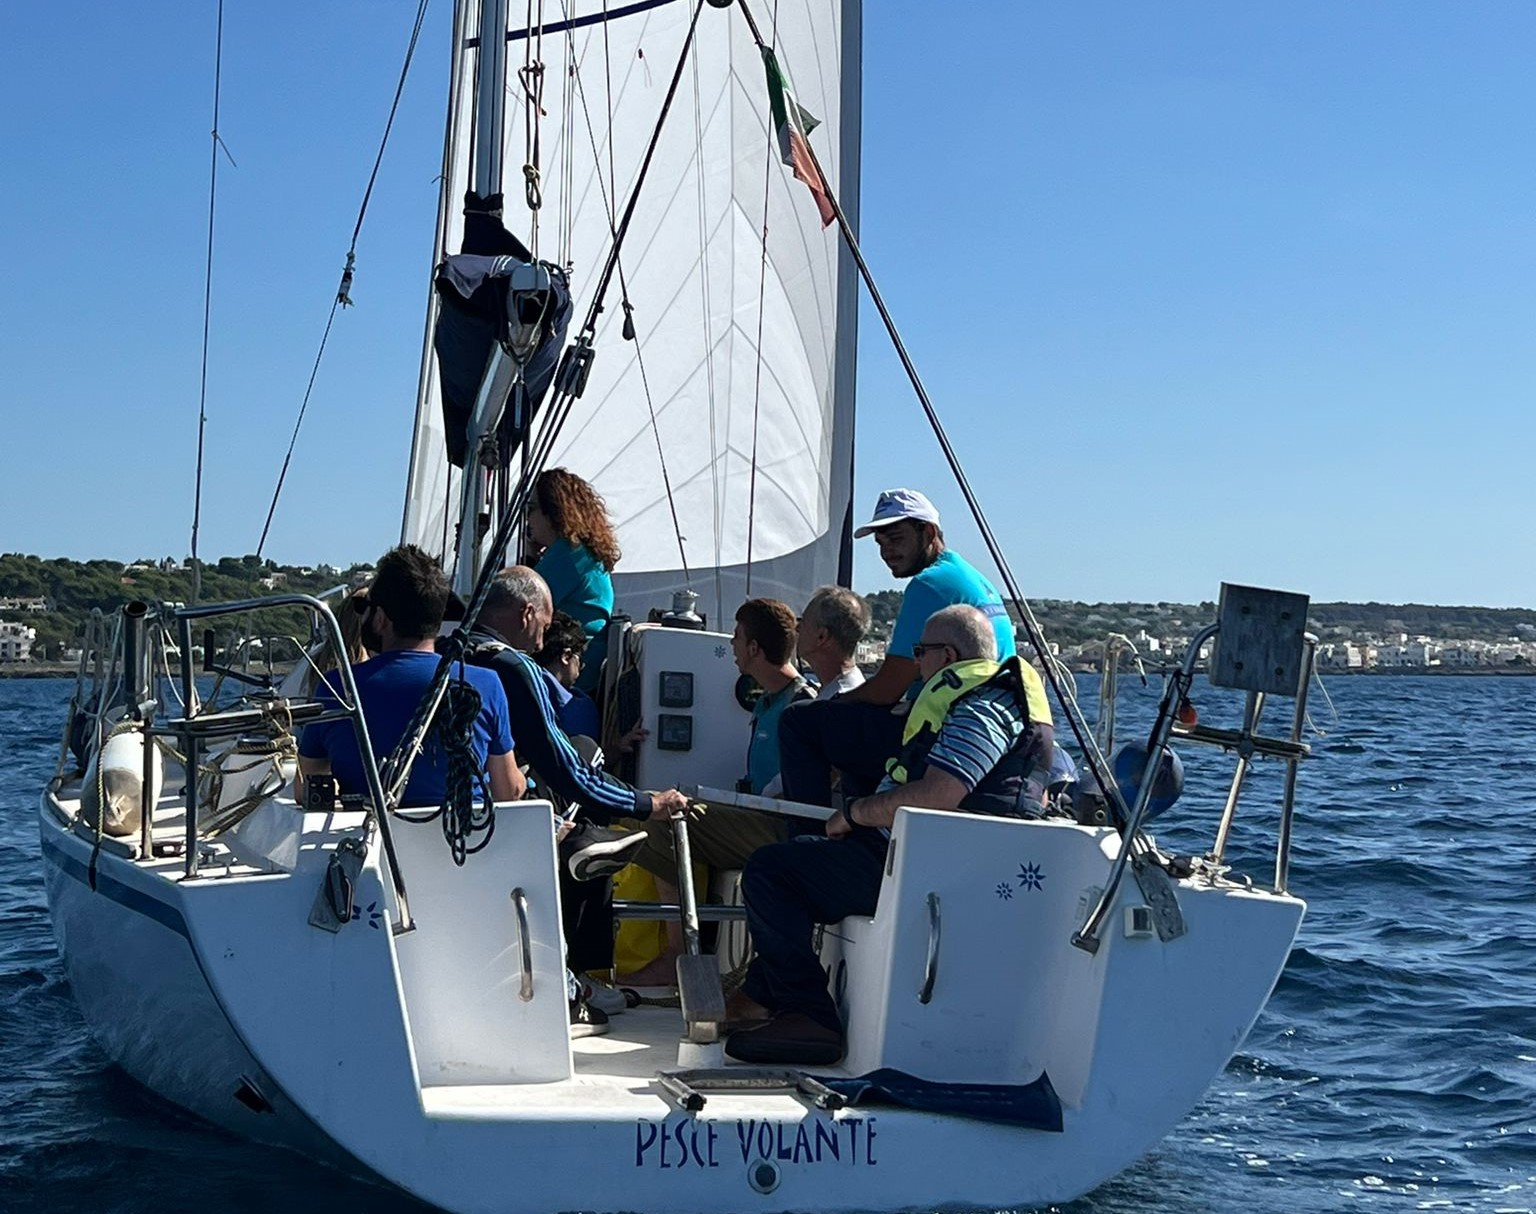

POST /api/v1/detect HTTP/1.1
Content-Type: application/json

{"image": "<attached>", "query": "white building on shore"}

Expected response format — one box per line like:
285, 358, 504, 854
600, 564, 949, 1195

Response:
0, 621, 37, 662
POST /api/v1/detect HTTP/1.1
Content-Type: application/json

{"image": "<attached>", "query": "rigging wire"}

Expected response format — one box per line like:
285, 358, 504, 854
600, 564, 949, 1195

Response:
731, 0, 1123, 814
743, 0, 782, 594
381, 0, 710, 808
190, 0, 233, 605
554, 0, 690, 581
557, 18, 577, 267
254, 0, 434, 559
685, 36, 724, 618
519, 0, 546, 255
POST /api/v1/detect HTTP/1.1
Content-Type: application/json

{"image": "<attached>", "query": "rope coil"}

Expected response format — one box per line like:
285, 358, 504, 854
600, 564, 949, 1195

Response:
435, 675, 497, 865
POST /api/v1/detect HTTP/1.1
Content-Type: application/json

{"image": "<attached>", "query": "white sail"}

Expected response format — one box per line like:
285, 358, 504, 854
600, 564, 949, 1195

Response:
402, 0, 861, 626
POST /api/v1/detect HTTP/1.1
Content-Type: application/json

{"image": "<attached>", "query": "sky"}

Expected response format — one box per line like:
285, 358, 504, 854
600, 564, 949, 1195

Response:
4, 2, 1535, 607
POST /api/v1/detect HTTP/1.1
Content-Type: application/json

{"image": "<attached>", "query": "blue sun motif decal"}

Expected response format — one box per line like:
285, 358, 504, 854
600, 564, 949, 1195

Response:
351, 900, 383, 929
995, 882, 1014, 901
714, 644, 728, 659
1016, 863, 1045, 892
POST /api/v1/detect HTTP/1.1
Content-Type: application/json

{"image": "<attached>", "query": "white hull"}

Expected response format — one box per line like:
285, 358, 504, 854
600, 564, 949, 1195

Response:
41, 780, 1303, 1214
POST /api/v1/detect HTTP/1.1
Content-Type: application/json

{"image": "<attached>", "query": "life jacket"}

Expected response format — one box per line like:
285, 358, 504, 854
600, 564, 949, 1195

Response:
884, 656, 1051, 816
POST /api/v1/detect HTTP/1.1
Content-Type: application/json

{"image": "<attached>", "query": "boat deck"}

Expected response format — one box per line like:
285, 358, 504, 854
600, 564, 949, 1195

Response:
425, 1006, 820, 1120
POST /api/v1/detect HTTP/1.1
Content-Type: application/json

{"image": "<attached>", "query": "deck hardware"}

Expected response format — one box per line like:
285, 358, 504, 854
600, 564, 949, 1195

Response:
1124, 905, 1154, 939
1129, 854, 1186, 942
309, 836, 365, 933
661, 1067, 846, 1112
233, 1074, 274, 1114
794, 1072, 847, 1110
511, 887, 534, 1001
919, 891, 941, 1004
672, 811, 726, 1043
747, 1158, 781, 1194
657, 1072, 706, 1112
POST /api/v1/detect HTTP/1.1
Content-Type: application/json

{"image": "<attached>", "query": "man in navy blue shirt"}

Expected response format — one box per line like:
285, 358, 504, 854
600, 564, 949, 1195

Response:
465, 566, 689, 986
298, 545, 521, 809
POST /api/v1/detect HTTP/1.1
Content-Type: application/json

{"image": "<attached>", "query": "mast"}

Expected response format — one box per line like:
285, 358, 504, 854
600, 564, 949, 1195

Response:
450, 0, 514, 599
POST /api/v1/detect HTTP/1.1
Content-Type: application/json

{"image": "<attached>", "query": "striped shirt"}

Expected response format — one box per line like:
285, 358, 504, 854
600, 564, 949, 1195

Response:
466, 632, 650, 821
876, 685, 1024, 794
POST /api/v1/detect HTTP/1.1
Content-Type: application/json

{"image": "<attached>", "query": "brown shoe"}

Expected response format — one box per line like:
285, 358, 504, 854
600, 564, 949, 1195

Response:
724, 1012, 844, 1065
718, 995, 768, 1032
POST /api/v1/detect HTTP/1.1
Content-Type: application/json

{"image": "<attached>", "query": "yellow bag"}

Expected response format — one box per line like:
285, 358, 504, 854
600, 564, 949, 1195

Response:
612, 864, 667, 976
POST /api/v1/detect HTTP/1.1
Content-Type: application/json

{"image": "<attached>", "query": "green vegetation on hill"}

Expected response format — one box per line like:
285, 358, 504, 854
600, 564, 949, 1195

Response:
5, 553, 1534, 662
0, 554, 368, 660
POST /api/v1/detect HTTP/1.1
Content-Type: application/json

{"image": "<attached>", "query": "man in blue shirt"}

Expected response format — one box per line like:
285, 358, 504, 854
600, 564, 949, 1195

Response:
777, 488, 1017, 808
297, 545, 521, 809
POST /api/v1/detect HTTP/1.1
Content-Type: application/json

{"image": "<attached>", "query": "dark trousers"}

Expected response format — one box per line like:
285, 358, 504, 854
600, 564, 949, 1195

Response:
559, 864, 614, 973
777, 697, 907, 808
740, 831, 888, 1032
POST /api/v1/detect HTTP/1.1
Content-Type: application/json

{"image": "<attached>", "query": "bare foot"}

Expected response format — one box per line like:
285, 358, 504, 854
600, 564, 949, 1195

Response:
616, 954, 681, 988
725, 989, 770, 1023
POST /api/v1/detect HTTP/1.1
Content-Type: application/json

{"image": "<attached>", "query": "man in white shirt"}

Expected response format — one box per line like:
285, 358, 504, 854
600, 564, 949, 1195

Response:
796, 585, 869, 700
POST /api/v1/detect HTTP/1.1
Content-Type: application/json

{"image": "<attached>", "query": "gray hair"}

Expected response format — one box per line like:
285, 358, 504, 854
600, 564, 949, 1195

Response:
803, 586, 870, 657
484, 565, 552, 615
923, 604, 998, 662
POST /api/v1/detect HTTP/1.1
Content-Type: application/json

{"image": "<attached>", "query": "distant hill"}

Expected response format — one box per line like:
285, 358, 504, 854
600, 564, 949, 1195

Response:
0, 554, 367, 660
4, 553, 1533, 661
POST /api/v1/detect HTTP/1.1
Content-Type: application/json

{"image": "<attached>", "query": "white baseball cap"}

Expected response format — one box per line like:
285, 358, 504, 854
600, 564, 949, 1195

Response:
853, 488, 941, 538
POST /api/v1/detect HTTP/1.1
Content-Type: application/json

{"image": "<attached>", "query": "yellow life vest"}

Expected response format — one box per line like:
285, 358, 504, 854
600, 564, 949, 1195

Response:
884, 655, 1053, 798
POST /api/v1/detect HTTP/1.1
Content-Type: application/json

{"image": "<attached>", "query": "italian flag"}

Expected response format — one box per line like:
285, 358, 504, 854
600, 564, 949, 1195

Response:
762, 48, 836, 228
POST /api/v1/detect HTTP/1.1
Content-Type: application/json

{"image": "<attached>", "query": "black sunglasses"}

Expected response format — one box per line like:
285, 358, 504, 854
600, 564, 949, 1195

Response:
348, 594, 372, 614
911, 641, 953, 659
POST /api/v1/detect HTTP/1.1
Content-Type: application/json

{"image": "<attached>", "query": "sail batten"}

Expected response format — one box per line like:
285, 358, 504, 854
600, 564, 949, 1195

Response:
403, 1, 860, 619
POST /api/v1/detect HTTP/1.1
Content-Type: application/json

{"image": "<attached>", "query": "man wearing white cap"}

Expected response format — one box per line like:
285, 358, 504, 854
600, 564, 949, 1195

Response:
776, 488, 1017, 808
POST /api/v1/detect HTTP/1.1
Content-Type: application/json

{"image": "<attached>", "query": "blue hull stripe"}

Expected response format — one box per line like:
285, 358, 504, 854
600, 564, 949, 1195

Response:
39, 833, 190, 940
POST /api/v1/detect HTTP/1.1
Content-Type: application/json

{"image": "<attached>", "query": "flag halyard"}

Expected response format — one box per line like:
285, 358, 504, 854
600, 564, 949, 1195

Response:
762, 48, 835, 228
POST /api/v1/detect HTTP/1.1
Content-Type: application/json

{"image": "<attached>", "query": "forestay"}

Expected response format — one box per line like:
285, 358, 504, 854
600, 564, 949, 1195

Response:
401, 0, 862, 625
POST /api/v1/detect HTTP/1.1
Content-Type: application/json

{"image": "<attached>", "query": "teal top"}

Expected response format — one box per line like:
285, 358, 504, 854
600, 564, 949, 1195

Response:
535, 537, 614, 691
889, 549, 1016, 698
746, 678, 813, 794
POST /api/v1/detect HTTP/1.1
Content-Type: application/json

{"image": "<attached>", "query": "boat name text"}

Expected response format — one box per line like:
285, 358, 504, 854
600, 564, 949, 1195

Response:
633, 1115, 878, 1169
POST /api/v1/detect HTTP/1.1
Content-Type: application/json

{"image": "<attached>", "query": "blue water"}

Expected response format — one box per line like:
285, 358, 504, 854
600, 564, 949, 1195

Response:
2, 675, 1533, 1212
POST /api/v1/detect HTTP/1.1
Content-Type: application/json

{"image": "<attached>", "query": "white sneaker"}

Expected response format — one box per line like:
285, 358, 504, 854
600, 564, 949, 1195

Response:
583, 979, 631, 1016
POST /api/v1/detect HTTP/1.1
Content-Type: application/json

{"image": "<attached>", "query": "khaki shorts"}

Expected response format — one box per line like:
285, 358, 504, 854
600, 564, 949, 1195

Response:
633, 804, 789, 886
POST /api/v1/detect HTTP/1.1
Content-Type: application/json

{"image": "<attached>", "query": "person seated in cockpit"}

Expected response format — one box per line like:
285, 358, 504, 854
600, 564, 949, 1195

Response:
533, 611, 602, 742
296, 544, 523, 809
724, 604, 1054, 1066
618, 597, 815, 988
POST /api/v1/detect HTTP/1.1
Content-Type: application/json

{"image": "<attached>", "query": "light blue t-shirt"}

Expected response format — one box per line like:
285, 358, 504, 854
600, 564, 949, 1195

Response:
888, 549, 1016, 664
535, 537, 614, 691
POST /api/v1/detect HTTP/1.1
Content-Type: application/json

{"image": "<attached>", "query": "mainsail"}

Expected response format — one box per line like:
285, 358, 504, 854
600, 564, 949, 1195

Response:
401, 0, 861, 626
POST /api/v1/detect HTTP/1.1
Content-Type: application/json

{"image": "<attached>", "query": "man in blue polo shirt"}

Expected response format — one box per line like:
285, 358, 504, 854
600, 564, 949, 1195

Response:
777, 488, 1017, 809
297, 544, 521, 809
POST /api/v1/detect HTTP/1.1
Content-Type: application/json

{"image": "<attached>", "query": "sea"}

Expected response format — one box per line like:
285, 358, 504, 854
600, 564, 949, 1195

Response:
1, 673, 1533, 1214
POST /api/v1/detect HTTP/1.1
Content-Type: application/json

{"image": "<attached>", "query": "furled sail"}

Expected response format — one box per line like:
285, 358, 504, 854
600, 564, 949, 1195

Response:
401, 0, 861, 626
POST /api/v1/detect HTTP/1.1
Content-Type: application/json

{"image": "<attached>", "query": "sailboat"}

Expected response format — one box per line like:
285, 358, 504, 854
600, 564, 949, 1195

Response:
38, 2, 1312, 1211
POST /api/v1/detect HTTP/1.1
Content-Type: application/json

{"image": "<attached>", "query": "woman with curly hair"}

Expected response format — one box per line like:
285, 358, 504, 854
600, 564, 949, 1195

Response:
526, 467, 619, 691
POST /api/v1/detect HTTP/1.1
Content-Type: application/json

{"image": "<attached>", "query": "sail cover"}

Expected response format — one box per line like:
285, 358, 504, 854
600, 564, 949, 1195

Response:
402, 0, 861, 626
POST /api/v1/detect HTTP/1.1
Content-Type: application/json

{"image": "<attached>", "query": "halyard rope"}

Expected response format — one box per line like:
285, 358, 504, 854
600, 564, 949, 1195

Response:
255, 0, 434, 558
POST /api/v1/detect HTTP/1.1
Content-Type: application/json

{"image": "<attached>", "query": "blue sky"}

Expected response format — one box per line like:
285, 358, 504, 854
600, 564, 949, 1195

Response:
4, 2, 1534, 607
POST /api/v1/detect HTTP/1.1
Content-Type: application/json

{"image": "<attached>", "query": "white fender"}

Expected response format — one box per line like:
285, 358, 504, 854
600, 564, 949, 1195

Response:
82, 728, 162, 837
